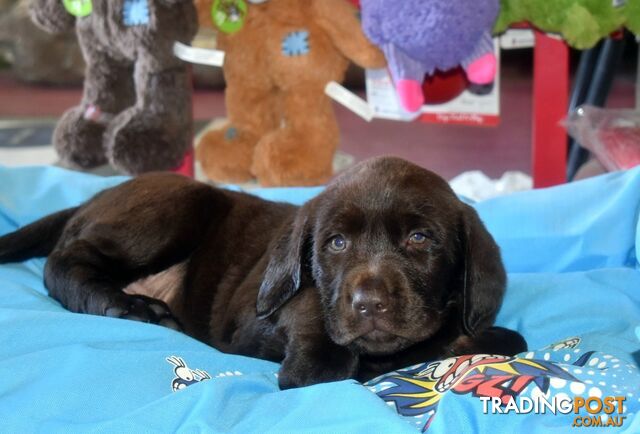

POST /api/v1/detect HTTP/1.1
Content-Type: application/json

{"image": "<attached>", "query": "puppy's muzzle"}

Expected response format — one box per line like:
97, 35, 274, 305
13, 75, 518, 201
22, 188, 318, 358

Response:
351, 278, 389, 318
349, 276, 391, 323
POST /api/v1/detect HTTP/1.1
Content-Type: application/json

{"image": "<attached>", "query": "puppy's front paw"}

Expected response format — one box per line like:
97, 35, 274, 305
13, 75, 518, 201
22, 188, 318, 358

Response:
105, 294, 182, 331
449, 327, 527, 357
277, 345, 358, 389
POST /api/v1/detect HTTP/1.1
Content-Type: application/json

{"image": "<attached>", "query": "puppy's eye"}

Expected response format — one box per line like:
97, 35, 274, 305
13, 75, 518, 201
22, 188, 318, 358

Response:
328, 235, 347, 252
408, 232, 428, 244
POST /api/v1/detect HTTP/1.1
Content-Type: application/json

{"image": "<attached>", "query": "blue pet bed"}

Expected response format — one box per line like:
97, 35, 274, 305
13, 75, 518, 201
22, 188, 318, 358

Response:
1, 166, 639, 433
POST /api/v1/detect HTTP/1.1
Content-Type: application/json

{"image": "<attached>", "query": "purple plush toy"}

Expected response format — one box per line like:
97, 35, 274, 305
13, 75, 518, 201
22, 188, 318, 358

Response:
361, 0, 500, 112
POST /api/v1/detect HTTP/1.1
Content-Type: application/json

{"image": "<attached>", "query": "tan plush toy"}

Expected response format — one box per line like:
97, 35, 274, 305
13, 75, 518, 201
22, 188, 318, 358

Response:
195, 0, 385, 186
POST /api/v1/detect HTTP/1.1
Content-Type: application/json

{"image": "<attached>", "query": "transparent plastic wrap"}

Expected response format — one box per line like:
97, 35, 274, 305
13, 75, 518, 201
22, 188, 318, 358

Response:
566, 105, 640, 171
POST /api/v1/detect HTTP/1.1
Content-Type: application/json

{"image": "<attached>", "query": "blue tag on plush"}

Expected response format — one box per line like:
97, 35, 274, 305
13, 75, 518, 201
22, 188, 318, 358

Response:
123, 0, 150, 26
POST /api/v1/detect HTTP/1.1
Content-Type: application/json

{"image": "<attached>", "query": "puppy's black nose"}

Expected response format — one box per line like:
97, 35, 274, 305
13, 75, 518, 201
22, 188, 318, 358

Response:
352, 288, 388, 317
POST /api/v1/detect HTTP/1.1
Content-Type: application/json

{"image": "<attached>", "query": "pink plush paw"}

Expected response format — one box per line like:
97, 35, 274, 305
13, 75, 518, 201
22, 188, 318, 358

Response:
466, 53, 497, 85
396, 79, 424, 113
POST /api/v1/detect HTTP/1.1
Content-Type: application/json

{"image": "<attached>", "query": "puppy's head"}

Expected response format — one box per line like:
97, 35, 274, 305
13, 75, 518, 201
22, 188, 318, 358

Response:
257, 157, 505, 356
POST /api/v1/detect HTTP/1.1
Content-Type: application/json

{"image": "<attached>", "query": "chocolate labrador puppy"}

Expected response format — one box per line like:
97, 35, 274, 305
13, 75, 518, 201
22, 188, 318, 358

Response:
0, 157, 526, 388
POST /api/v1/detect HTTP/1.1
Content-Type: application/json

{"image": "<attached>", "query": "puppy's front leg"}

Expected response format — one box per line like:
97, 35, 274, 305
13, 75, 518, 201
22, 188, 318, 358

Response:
278, 332, 358, 389
45, 242, 182, 330
275, 288, 359, 389
448, 327, 527, 357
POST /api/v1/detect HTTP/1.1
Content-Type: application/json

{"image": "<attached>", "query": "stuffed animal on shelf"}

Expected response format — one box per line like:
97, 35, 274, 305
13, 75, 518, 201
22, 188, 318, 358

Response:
360, 0, 500, 113
494, 0, 637, 49
29, 0, 198, 174
194, 0, 386, 187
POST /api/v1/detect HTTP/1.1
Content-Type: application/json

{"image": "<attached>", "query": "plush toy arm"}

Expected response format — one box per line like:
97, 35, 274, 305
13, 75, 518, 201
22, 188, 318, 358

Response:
311, 0, 386, 69
461, 32, 497, 85
29, 0, 76, 34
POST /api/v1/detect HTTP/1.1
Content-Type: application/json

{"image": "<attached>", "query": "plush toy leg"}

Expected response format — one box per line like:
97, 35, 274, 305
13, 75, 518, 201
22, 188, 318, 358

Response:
54, 47, 135, 169
54, 108, 109, 169
105, 60, 192, 175
251, 85, 338, 186
383, 43, 426, 113
462, 32, 496, 85
196, 83, 279, 183
396, 80, 425, 113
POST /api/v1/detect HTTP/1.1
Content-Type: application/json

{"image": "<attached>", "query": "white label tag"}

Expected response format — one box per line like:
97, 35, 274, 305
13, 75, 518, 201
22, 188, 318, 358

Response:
500, 29, 535, 49
612, 0, 627, 7
325, 81, 374, 122
172, 41, 225, 67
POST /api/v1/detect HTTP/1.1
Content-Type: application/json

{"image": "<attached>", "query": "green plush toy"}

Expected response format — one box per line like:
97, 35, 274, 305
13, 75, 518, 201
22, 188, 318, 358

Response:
495, 0, 639, 49
626, 0, 640, 35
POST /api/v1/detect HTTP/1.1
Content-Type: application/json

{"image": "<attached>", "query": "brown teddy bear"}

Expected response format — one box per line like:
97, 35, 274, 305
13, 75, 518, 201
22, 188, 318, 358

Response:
195, 0, 385, 186
29, 0, 198, 174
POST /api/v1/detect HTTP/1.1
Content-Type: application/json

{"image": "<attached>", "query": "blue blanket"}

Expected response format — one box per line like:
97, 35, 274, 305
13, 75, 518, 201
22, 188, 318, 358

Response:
1, 166, 639, 433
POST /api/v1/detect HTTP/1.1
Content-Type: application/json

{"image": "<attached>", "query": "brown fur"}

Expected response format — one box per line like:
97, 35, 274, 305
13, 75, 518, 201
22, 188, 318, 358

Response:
194, 0, 386, 186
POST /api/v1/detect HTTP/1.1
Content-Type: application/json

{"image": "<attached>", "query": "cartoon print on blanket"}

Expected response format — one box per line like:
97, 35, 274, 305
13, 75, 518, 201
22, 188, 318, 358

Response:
166, 356, 212, 391
366, 337, 640, 431
166, 356, 249, 392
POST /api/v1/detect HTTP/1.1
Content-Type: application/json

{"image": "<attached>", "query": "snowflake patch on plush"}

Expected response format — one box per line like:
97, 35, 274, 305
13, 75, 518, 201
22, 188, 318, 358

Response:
123, 0, 150, 26
282, 30, 310, 56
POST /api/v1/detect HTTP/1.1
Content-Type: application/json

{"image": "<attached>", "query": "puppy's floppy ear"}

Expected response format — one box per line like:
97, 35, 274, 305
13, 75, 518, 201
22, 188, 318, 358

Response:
256, 203, 313, 319
458, 204, 506, 336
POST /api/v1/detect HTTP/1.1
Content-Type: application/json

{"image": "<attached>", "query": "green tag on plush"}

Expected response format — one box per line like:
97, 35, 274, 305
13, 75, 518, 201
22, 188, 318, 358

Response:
63, 0, 92, 17
211, 0, 247, 33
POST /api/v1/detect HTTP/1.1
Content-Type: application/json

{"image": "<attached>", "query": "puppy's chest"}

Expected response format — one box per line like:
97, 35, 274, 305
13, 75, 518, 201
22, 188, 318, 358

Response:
207, 265, 285, 353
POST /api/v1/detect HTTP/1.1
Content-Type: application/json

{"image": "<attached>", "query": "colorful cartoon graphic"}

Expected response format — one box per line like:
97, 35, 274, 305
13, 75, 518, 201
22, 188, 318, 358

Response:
364, 337, 615, 432
166, 356, 211, 391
